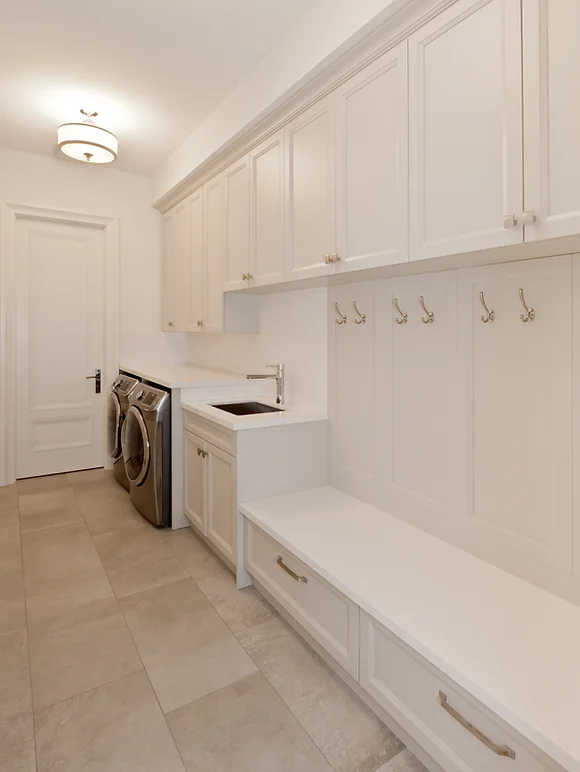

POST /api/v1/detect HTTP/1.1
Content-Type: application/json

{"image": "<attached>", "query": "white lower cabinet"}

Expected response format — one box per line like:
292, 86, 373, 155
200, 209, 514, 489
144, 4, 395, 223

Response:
184, 429, 206, 532
359, 611, 561, 772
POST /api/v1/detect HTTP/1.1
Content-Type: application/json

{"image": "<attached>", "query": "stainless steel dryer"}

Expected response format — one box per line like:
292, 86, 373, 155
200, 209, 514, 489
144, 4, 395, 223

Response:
108, 373, 140, 490
121, 383, 171, 527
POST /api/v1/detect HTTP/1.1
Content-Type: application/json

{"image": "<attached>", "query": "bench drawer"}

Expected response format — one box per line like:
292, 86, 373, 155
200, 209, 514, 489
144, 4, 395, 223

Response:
360, 611, 562, 772
245, 521, 359, 678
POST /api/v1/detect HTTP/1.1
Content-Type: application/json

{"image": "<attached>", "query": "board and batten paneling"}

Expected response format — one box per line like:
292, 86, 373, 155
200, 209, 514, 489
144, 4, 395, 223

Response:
408, 0, 524, 260
458, 255, 573, 571
335, 41, 408, 272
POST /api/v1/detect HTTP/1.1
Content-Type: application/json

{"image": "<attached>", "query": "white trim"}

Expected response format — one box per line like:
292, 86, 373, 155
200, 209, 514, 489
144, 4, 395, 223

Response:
0, 203, 120, 486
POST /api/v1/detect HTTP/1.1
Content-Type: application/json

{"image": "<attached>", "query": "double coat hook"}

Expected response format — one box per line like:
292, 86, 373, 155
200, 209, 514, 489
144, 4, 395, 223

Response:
419, 296, 435, 324
479, 291, 495, 323
334, 302, 347, 325
393, 297, 407, 325
352, 301, 366, 324
519, 288, 535, 323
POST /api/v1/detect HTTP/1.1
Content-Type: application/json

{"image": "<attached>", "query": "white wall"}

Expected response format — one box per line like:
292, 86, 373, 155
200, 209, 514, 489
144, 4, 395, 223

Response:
188, 287, 328, 409
0, 147, 188, 365
154, 0, 409, 201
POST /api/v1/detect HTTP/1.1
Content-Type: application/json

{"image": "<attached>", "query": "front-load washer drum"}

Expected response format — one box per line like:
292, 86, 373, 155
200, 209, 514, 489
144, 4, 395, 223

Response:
122, 406, 150, 486
107, 392, 122, 459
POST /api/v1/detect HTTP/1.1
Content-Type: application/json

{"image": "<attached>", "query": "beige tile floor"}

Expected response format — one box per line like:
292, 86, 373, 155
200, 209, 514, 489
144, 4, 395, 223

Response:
0, 468, 429, 772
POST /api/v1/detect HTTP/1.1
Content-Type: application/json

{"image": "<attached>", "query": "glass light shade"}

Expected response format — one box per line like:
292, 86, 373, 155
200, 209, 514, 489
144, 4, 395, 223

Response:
57, 122, 118, 163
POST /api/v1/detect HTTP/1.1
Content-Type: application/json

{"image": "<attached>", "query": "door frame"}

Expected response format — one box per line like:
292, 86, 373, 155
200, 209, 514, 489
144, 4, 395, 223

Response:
0, 203, 120, 486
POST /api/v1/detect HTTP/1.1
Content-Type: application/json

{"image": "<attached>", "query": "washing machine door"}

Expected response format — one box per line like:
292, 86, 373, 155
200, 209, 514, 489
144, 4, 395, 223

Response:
122, 406, 150, 486
107, 392, 122, 459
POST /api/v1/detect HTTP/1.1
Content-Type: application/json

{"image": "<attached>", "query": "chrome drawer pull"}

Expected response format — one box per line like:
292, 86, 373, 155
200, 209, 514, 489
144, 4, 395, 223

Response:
439, 692, 516, 760
277, 556, 308, 583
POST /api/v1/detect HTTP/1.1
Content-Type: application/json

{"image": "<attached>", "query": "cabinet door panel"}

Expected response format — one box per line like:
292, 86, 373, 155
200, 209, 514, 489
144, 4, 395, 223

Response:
523, 0, 580, 241
251, 132, 285, 286
336, 43, 408, 272
459, 256, 572, 570
206, 442, 236, 565
203, 176, 224, 333
409, 0, 523, 260
162, 201, 191, 331
189, 189, 204, 329
286, 99, 336, 280
223, 156, 251, 291
184, 431, 206, 533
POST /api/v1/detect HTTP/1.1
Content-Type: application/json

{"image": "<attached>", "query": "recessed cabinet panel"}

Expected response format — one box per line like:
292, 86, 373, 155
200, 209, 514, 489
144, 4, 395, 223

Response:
206, 442, 236, 565
336, 43, 408, 271
203, 176, 224, 333
459, 256, 572, 570
184, 430, 206, 532
162, 202, 191, 331
251, 132, 285, 286
388, 272, 459, 517
409, 0, 523, 260
286, 99, 335, 280
223, 156, 251, 291
189, 190, 204, 329
523, 0, 580, 241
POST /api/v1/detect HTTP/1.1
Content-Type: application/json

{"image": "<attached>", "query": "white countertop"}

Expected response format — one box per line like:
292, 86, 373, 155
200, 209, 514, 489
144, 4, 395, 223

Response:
181, 398, 327, 431
241, 486, 580, 772
120, 363, 248, 389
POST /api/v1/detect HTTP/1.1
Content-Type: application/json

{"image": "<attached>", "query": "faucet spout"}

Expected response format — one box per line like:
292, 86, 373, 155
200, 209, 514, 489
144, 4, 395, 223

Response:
246, 364, 285, 405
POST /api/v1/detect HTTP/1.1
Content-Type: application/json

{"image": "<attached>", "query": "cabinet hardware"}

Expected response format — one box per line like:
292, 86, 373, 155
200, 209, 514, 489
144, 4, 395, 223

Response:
353, 301, 366, 324
393, 297, 407, 325
324, 255, 331, 265
277, 556, 308, 583
85, 368, 101, 394
520, 209, 537, 225
518, 288, 535, 323
197, 320, 205, 328
479, 291, 495, 324
168, 321, 175, 327
334, 302, 347, 325
438, 692, 516, 760
242, 273, 253, 281
503, 214, 518, 229
329, 253, 341, 263
196, 447, 208, 458
419, 295, 435, 324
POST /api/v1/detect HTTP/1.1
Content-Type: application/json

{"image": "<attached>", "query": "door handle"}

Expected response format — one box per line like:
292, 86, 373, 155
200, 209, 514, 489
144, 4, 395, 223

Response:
86, 368, 101, 394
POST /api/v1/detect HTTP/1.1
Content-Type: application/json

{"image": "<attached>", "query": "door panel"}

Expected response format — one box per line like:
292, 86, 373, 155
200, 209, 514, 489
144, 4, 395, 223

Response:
251, 132, 285, 286
162, 201, 190, 331
203, 176, 224, 333
189, 189, 204, 329
184, 430, 206, 532
409, 0, 524, 260
223, 156, 251, 291
206, 442, 236, 564
16, 218, 105, 477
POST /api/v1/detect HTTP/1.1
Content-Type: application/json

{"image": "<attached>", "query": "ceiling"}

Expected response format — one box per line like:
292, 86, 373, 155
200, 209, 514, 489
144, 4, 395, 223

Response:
0, 0, 320, 174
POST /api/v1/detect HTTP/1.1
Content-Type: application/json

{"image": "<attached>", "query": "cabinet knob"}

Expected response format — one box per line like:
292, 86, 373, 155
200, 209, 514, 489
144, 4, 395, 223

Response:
520, 209, 537, 225
196, 320, 205, 328
503, 214, 518, 229
324, 255, 331, 265
330, 253, 341, 263
168, 321, 175, 327
241, 273, 253, 281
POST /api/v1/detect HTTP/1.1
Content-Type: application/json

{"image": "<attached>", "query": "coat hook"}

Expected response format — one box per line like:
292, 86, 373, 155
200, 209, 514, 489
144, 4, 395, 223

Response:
334, 302, 347, 325
479, 291, 495, 323
419, 295, 435, 324
393, 297, 407, 325
518, 288, 535, 323
353, 301, 366, 325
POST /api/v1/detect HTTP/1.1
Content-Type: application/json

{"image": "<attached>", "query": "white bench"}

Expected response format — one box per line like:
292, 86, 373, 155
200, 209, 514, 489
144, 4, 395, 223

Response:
240, 486, 580, 772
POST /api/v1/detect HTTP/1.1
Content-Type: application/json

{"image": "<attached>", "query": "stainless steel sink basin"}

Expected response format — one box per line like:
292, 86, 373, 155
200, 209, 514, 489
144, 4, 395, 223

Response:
211, 401, 283, 416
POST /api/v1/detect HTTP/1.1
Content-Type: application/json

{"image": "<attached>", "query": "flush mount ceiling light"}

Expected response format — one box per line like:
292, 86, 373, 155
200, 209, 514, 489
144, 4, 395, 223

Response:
57, 109, 118, 163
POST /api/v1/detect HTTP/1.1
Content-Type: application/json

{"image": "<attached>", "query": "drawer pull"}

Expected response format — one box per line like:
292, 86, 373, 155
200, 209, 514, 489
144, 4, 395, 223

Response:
438, 692, 516, 760
277, 556, 308, 584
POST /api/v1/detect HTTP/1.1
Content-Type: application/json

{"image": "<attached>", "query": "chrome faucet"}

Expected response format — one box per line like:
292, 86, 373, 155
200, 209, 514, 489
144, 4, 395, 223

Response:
246, 364, 285, 405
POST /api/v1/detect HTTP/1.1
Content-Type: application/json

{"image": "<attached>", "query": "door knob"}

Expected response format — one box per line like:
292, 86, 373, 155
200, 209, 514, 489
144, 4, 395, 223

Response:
86, 368, 101, 394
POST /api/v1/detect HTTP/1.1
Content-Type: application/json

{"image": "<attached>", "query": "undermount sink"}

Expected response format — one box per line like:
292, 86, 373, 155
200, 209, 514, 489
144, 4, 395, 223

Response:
211, 401, 284, 416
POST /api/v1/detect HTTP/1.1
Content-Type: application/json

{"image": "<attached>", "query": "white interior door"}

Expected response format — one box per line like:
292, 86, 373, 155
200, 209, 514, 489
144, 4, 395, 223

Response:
16, 217, 106, 478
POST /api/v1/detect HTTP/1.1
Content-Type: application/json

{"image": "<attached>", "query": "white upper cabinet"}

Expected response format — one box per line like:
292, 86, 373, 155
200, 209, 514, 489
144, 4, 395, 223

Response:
523, 0, 580, 241
189, 188, 204, 329
162, 200, 191, 331
408, 0, 524, 261
250, 132, 285, 286
335, 43, 409, 272
202, 175, 224, 333
285, 98, 336, 280
223, 155, 251, 292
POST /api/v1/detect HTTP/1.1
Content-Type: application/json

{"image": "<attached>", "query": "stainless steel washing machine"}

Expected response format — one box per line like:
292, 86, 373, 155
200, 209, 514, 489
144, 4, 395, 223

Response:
121, 383, 171, 527
108, 373, 140, 490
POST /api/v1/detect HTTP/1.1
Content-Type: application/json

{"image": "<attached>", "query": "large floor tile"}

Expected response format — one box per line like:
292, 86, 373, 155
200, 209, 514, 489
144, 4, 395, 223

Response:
26, 576, 119, 640
0, 628, 32, 719
375, 750, 429, 772
0, 710, 36, 772
168, 671, 333, 772
120, 579, 256, 712
35, 671, 185, 772
0, 568, 26, 634
29, 613, 142, 710
22, 523, 106, 596
76, 484, 144, 535
17, 474, 70, 496
108, 553, 188, 598
94, 522, 174, 572
165, 526, 230, 582
67, 467, 117, 491
0, 483, 18, 512
19, 486, 84, 534
197, 567, 278, 635
239, 616, 403, 772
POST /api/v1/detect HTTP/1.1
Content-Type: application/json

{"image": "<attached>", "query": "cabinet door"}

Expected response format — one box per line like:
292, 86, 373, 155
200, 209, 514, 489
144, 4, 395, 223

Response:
408, 0, 524, 260
523, 0, 580, 241
184, 430, 206, 533
335, 43, 408, 272
250, 132, 285, 287
162, 200, 190, 331
285, 99, 336, 280
206, 442, 236, 565
202, 175, 224, 333
458, 256, 572, 570
189, 189, 204, 329
223, 155, 251, 291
